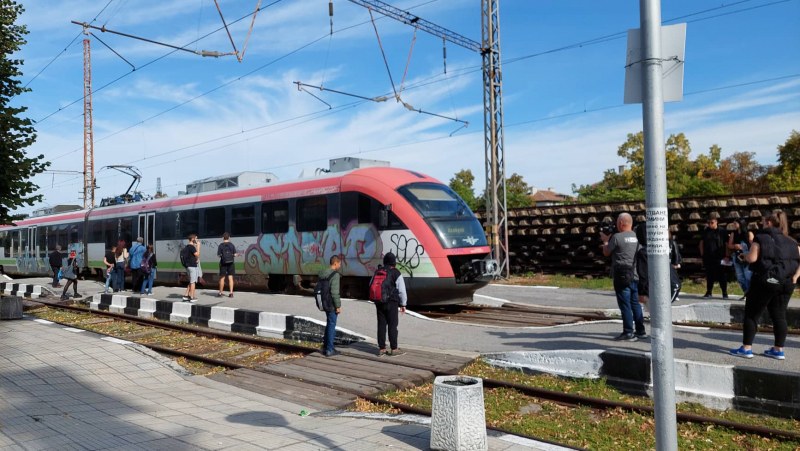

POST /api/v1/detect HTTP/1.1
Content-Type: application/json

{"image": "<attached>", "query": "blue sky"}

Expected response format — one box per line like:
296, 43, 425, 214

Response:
14, 0, 800, 213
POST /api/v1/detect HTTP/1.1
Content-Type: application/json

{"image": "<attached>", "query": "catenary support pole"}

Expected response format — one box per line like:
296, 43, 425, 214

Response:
639, 1, 678, 450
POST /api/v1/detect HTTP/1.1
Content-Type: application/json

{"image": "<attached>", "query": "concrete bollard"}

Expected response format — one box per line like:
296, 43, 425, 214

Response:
0, 296, 23, 320
430, 375, 487, 451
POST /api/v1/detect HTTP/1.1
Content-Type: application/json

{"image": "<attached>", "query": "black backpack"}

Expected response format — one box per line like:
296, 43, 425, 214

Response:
756, 231, 800, 287
180, 246, 192, 268
314, 272, 337, 312
220, 243, 235, 264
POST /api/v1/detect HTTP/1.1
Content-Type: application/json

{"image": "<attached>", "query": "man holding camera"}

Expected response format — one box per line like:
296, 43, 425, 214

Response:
601, 212, 646, 341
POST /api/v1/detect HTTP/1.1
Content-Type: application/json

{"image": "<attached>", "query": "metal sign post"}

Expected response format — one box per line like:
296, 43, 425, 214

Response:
629, 1, 681, 449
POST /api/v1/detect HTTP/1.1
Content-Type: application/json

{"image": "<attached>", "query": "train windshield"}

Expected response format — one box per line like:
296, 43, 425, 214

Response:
398, 183, 488, 249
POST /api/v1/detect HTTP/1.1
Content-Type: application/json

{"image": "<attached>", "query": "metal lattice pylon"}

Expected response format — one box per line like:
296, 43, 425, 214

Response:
481, 0, 508, 278
83, 37, 95, 209
347, 0, 509, 277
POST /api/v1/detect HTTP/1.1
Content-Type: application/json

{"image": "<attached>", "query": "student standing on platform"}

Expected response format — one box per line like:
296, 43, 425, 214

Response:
129, 237, 146, 294
113, 242, 128, 292
103, 244, 116, 294
372, 252, 408, 356
730, 212, 800, 360
182, 234, 200, 302
140, 244, 157, 295
699, 216, 729, 299
318, 256, 342, 357
217, 233, 238, 298
48, 245, 63, 288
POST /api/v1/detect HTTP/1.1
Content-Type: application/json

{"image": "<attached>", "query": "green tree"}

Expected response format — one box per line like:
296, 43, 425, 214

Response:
505, 173, 533, 208
767, 130, 800, 191
476, 172, 534, 209
0, 0, 48, 224
449, 169, 479, 211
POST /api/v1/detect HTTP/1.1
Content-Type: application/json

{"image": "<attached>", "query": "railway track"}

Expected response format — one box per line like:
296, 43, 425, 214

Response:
25, 299, 800, 446
414, 303, 800, 335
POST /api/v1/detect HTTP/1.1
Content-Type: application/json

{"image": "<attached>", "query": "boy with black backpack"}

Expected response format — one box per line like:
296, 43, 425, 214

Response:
368, 252, 408, 356
217, 232, 238, 298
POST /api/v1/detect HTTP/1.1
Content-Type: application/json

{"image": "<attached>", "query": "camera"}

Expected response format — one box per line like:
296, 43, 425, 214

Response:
600, 221, 617, 236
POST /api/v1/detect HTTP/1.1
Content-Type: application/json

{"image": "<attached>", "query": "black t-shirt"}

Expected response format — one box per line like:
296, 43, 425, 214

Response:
185, 244, 198, 267
701, 227, 728, 260
49, 250, 62, 267
104, 250, 115, 266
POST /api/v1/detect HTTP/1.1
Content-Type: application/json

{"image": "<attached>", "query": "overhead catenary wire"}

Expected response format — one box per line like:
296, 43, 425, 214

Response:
33, 0, 289, 127
28, 0, 792, 192
22, 0, 115, 88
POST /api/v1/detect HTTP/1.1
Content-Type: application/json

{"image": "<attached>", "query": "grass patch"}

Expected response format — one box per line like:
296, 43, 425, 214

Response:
361, 360, 800, 449
502, 273, 748, 296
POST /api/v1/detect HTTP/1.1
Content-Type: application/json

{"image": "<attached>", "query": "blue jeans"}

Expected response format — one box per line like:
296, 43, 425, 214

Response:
114, 262, 125, 291
616, 281, 645, 335
323, 310, 338, 354
141, 269, 155, 294
104, 269, 112, 292
733, 259, 752, 293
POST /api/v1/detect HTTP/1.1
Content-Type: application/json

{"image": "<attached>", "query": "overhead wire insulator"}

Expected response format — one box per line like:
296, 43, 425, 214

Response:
329, 0, 334, 35
442, 37, 447, 74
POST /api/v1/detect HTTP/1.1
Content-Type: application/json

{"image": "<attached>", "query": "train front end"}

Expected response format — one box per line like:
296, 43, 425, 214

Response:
344, 168, 497, 305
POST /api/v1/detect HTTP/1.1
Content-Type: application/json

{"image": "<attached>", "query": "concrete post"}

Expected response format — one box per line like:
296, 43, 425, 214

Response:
430, 375, 487, 451
0, 296, 23, 320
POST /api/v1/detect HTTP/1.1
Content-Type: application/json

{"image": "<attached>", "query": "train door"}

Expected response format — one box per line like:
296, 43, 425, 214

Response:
26, 227, 36, 259
138, 213, 156, 246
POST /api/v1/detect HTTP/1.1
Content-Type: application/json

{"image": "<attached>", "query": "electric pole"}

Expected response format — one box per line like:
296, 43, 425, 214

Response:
82, 28, 95, 209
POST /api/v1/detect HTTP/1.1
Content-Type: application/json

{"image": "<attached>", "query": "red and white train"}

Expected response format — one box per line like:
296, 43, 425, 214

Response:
0, 165, 497, 305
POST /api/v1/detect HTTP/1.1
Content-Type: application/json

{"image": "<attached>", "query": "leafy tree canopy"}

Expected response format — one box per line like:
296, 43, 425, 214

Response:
766, 130, 800, 191
449, 169, 479, 211
0, 0, 49, 225
572, 131, 786, 203
451, 169, 534, 211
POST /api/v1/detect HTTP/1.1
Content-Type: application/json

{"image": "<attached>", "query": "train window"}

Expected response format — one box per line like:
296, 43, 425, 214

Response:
102, 219, 117, 248
119, 218, 133, 248
11, 230, 20, 257
0, 231, 8, 258
202, 207, 226, 238
262, 201, 288, 234
157, 212, 178, 240
231, 205, 255, 236
297, 197, 327, 232
181, 210, 200, 238
89, 220, 102, 242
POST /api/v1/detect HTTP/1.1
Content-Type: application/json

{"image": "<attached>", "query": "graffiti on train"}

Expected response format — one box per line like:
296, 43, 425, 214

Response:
389, 233, 425, 275
242, 221, 435, 277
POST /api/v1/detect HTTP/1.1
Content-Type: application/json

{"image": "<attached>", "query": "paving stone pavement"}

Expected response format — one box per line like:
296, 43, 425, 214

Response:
0, 317, 554, 450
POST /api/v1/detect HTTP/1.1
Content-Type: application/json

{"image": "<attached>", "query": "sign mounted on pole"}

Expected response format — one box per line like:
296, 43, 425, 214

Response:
624, 23, 686, 104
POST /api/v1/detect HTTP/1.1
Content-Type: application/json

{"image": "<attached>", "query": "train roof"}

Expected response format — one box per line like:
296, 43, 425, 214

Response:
0, 167, 443, 229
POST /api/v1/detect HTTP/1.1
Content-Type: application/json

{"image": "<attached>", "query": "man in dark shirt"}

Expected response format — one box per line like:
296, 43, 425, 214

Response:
699, 216, 729, 299
182, 234, 200, 302
48, 245, 63, 287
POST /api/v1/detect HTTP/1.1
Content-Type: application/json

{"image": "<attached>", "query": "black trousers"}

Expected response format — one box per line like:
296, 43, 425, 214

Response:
131, 268, 144, 294
743, 278, 791, 347
704, 260, 728, 295
51, 266, 60, 286
61, 279, 78, 298
376, 301, 399, 351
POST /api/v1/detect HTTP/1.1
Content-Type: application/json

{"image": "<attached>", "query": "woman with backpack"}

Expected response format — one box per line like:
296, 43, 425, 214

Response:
730, 212, 800, 360
113, 241, 129, 292
140, 244, 157, 295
